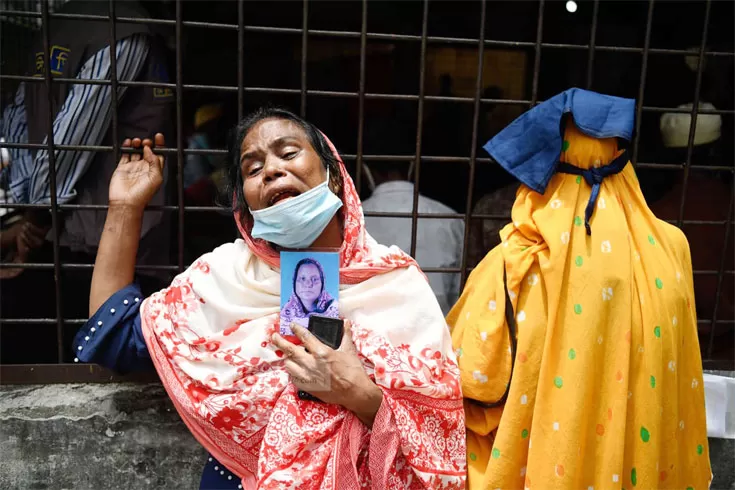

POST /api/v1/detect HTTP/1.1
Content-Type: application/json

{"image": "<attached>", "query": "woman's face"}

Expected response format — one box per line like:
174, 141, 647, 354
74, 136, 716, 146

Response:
295, 263, 322, 308
240, 118, 327, 211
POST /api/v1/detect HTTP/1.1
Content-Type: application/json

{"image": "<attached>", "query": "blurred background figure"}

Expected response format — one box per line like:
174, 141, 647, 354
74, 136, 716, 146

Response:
361, 118, 464, 315
0, 0, 174, 363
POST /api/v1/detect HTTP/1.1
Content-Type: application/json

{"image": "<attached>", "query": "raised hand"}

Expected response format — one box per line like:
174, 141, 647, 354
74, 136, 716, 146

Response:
109, 134, 166, 212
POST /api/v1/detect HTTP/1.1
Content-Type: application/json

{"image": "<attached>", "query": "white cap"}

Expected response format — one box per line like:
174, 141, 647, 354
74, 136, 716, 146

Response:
660, 103, 721, 148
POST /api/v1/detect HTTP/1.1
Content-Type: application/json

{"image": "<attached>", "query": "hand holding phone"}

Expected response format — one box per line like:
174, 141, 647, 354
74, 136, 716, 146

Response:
298, 315, 344, 402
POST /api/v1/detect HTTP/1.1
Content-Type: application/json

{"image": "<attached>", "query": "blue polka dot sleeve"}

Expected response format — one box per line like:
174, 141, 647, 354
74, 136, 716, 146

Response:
72, 284, 152, 373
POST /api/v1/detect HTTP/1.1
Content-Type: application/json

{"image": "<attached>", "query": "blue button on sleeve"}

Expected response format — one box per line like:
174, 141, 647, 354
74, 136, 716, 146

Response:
73, 284, 153, 373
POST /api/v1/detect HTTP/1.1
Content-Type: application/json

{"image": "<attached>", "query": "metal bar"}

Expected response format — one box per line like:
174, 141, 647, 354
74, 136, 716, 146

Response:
409, 0, 429, 258
530, 0, 545, 106
5, 75, 735, 115
300, 0, 308, 118
676, 0, 711, 229
175, 0, 184, 272
2, 140, 733, 172
107, 0, 120, 173
585, 0, 600, 89
632, 0, 655, 165
0, 364, 159, 385
0, 263, 179, 271
1, 10, 734, 57
706, 182, 735, 357
238, 0, 244, 122
459, 0, 487, 288
355, 0, 367, 194
38, 1, 65, 364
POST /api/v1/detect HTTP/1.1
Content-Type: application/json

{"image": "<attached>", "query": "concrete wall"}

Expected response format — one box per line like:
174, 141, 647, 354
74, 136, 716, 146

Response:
1, 381, 733, 489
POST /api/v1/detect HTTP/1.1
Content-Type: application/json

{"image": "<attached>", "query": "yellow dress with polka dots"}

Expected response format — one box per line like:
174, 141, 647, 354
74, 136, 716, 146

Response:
448, 121, 711, 490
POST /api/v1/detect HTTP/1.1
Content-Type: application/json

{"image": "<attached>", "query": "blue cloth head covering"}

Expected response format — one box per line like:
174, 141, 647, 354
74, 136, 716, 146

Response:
483, 88, 636, 195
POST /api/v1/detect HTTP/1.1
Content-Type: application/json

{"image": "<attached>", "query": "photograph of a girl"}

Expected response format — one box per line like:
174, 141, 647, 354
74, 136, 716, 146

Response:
280, 253, 339, 334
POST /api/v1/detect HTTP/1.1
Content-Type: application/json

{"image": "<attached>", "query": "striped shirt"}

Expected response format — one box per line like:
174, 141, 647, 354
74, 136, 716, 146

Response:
0, 34, 150, 205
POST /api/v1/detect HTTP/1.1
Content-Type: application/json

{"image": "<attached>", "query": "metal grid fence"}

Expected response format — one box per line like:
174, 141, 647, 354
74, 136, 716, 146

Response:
0, 0, 733, 383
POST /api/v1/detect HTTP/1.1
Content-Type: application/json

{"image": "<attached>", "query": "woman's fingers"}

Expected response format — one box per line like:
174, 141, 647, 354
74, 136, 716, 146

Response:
143, 145, 158, 167
338, 319, 357, 354
154, 132, 165, 147
119, 139, 132, 165
271, 333, 307, 361
131, 138, 142, 161
291, 323, 329, 357
283, 359, 310, 385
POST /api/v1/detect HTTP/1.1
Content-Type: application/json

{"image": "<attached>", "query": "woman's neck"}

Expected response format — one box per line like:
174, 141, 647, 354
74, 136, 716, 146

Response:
309, 215, 343, 249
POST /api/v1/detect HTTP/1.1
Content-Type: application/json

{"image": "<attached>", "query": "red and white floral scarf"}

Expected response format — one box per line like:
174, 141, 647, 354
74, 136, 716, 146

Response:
140, 136, 466, 489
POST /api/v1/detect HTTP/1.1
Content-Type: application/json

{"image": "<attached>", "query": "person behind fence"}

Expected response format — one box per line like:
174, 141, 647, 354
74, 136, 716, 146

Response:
281, 258, 338, 330
74, 108, 466, 489
361, 119, 464, 316
448, 89, 711, 490
0, 0, 172, 295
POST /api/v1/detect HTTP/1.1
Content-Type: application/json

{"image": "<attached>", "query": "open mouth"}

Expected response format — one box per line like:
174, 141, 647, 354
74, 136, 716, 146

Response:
269, 190, 300, 206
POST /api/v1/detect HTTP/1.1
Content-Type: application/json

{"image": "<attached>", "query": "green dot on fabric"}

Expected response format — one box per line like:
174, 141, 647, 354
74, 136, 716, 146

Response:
522, 429, 529, 439
554, 376, 563, 388
648, 235, 656, 245
574, 304, 582, 315
632, 467, 638, 487
457, 348, 463, 357
655, 278, 663, 289
650, 375, 656, 388
492, 448, 501, 459
574, 216, 583, 227
568, 348, 576, 360
576, 175, 582, 184
575, 256, 583, 267
469, 452, 477, 461
640, 426, 650, 443
562, 140, 570, 152
687, 487, 694, 490
697, 444, 704, 455
654, 326, 661, 338
522, 246, 529, 251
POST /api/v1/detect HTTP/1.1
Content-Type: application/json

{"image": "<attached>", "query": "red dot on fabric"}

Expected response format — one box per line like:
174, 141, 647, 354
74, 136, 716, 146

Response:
260, 342, 268, 348
275, 350, 284, 358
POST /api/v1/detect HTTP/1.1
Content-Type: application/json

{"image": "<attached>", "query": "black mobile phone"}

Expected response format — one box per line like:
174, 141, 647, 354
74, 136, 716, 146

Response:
297, 315, 344, 402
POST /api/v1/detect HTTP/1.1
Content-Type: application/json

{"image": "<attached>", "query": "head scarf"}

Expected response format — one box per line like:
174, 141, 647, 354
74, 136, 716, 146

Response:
449, 115, 710, 488
140, 131, 466, 489
281, 258, 338, 329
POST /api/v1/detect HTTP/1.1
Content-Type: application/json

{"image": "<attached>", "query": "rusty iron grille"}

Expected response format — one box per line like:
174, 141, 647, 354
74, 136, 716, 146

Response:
0, 0, 733, 383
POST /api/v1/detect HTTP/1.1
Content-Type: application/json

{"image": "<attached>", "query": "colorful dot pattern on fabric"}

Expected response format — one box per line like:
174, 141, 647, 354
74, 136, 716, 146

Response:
492, 448, 501, 459
640, 426, 650, 443
469, 452, 477, 461
448, 120, 710, 490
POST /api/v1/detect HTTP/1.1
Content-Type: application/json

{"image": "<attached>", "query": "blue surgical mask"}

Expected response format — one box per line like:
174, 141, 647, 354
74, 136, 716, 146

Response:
250, 168, 343, 249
